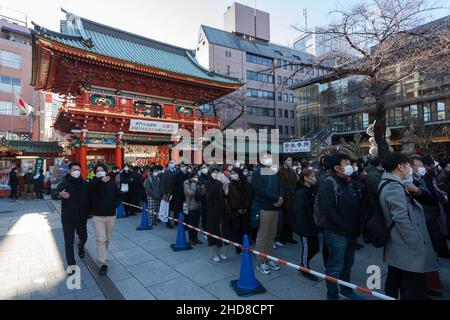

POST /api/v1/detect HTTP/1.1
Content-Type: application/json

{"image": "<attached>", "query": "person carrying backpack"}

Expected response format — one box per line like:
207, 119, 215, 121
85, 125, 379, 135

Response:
378, 152, 438, 300
316, 153, 363, 300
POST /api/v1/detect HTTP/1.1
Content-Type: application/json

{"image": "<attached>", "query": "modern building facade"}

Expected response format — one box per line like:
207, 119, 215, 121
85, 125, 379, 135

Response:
0, 12, 41, 141
291, 15, 450, 154
293, 27, 356, 58
196, 2, 318, 142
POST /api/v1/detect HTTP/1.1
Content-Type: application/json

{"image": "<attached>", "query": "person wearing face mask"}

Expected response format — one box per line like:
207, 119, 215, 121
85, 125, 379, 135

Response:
409, 155, 445, 297
378, 152, 438, 300
197, 164, 209, 229
251, 151, 284, 275
56, 162, 90, 275
318, 153, 363, 300
160, 160, 178, 228
276, 156, 298, 246
205, 165, 231, 262
227, 168, 252, 255
169, 162, 189, 225
110, 166, 120, 185
184, 170, 206, 245
8, 167, 18, 201
89, 164, 121, 276
24, 168, 35, 199
293, 168, 320, 282
118, 164, 138, 217
33, 169, 45, 200
421, 155, 450, 260
436, 158, 450, 193
144, 168, 164, 225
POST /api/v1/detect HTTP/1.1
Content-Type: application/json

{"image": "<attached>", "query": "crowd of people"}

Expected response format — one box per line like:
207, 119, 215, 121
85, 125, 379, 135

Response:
8, 168, 46, 201
35, 150, 450, 300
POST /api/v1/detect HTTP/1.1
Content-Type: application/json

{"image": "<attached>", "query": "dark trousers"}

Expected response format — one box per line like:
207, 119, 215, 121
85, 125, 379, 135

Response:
62, 219, 87, 266
187, 209, 201, 241
324, 231, 356, 299
385, 265, 427, 300
280, 224, 294, 242
230, 213, 251, 254
9, 185, 17, 199
35, 187, 44, 199
300, 234, 320, 267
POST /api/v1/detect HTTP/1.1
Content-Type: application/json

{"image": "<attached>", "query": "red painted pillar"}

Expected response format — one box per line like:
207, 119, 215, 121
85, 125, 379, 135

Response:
80, 129, 88, 178
115, 133, 123, 169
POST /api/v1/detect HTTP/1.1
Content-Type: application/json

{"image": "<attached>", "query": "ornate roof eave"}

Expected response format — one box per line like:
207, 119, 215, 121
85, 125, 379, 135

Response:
32, 32, 242, 91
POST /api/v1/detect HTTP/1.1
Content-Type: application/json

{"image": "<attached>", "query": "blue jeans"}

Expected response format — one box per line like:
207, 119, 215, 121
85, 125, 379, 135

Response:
324, 230, 356, 299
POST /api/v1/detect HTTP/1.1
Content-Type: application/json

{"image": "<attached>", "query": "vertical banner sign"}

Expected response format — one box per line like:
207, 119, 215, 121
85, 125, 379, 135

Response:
34, 158, 44, 175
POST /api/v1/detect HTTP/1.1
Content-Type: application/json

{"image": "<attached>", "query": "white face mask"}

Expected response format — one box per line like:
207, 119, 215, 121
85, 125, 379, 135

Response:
343, 165, 354, 177
180, 167, 187, 173
230, 174, 239, 181
261, 158, 273, 167
71, 170, 81, 179
353, 166, 359, 173
96, 171, 106, 178
211, 172, 218, 180
124, 167, 129, 172
153, 172, 158, 177
417, 167, 426, 177
201, 168, 208, 175
243, 170, 248, 176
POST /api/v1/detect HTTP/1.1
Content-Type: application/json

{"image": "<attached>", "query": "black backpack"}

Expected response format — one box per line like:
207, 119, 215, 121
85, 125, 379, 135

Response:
362, 179, 404, 248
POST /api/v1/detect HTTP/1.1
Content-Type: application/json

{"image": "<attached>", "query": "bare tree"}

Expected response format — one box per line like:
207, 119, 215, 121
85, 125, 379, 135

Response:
209, 88, 247, 131
288, 0, 450, 157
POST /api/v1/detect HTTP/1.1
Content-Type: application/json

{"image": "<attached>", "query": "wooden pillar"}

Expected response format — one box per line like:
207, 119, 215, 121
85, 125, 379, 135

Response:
80, 129, 88, 178
115, 131, 123, 169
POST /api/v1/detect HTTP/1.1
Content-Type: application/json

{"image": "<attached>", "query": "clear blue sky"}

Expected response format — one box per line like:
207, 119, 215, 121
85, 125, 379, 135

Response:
0, 0, 448, 49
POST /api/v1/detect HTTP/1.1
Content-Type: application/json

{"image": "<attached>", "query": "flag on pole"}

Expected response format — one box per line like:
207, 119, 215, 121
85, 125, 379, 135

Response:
15, 95, 34, 116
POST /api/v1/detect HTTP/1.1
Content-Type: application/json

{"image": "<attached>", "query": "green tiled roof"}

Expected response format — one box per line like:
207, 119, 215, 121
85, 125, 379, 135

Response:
8, 141, 63, 154
32, 12, 241, 86
201, 25, 315, 63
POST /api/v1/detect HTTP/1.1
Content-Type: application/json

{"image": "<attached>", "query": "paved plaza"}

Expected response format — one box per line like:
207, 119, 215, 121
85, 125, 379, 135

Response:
0, 198, 449, 300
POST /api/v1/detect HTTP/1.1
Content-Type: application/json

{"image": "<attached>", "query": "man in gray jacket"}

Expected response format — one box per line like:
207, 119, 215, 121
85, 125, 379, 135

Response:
379, 152, 439, 299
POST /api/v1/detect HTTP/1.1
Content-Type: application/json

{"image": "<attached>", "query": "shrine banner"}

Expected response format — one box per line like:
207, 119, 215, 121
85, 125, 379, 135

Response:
129, 119, 179, 134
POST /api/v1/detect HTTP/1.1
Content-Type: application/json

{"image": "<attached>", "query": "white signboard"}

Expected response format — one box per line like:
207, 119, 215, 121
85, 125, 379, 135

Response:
283, 140, 311, 153
129, 119, 179, 134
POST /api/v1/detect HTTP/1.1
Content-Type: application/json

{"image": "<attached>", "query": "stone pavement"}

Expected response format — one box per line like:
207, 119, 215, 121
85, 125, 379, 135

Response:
1, 197, 449, 300
0, 198, 105, 300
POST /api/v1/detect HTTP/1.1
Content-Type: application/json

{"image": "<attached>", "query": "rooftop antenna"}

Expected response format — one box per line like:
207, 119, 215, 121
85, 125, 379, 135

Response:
303, 8, 308, 32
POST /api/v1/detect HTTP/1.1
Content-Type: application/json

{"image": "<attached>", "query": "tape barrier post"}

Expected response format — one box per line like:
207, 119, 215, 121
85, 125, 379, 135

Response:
136, 201, 152, 231
116, 203, 126, 219
121, 202, 395, 300
170, 212, 192, 252
230, 234, 266, 296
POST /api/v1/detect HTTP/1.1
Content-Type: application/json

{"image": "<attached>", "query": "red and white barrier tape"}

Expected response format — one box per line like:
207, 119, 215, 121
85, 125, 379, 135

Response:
122, 202, 395, 301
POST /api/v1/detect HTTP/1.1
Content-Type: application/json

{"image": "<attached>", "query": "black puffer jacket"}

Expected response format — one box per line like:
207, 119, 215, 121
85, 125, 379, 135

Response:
89, 176, 122, 216
56, 174, 90, 223
292, 185, 317, 236
318, 174, 361, 236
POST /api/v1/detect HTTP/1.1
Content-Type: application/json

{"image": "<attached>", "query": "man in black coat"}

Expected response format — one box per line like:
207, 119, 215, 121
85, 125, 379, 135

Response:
56, 162, 90, 274
34, 169, 45, 200
89, 164, 121, 276
8, 167, 18, 201
161, 160, 178, 228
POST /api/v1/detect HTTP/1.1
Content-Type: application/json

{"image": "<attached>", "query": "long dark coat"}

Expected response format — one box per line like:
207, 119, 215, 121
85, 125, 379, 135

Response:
205, 178, 231, 240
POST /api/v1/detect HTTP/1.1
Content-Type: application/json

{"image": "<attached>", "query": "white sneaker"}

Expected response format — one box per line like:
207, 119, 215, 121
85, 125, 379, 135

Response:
212, 256, 221, 263
273, 244, 277, 249
256, 262, 271, 275
219, 254, 228, 260
267, 260, 281, 271
275, 241, 284, 247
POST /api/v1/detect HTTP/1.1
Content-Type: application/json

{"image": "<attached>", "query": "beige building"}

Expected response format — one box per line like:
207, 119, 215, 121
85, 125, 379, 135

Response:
196, 2, 318, 141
